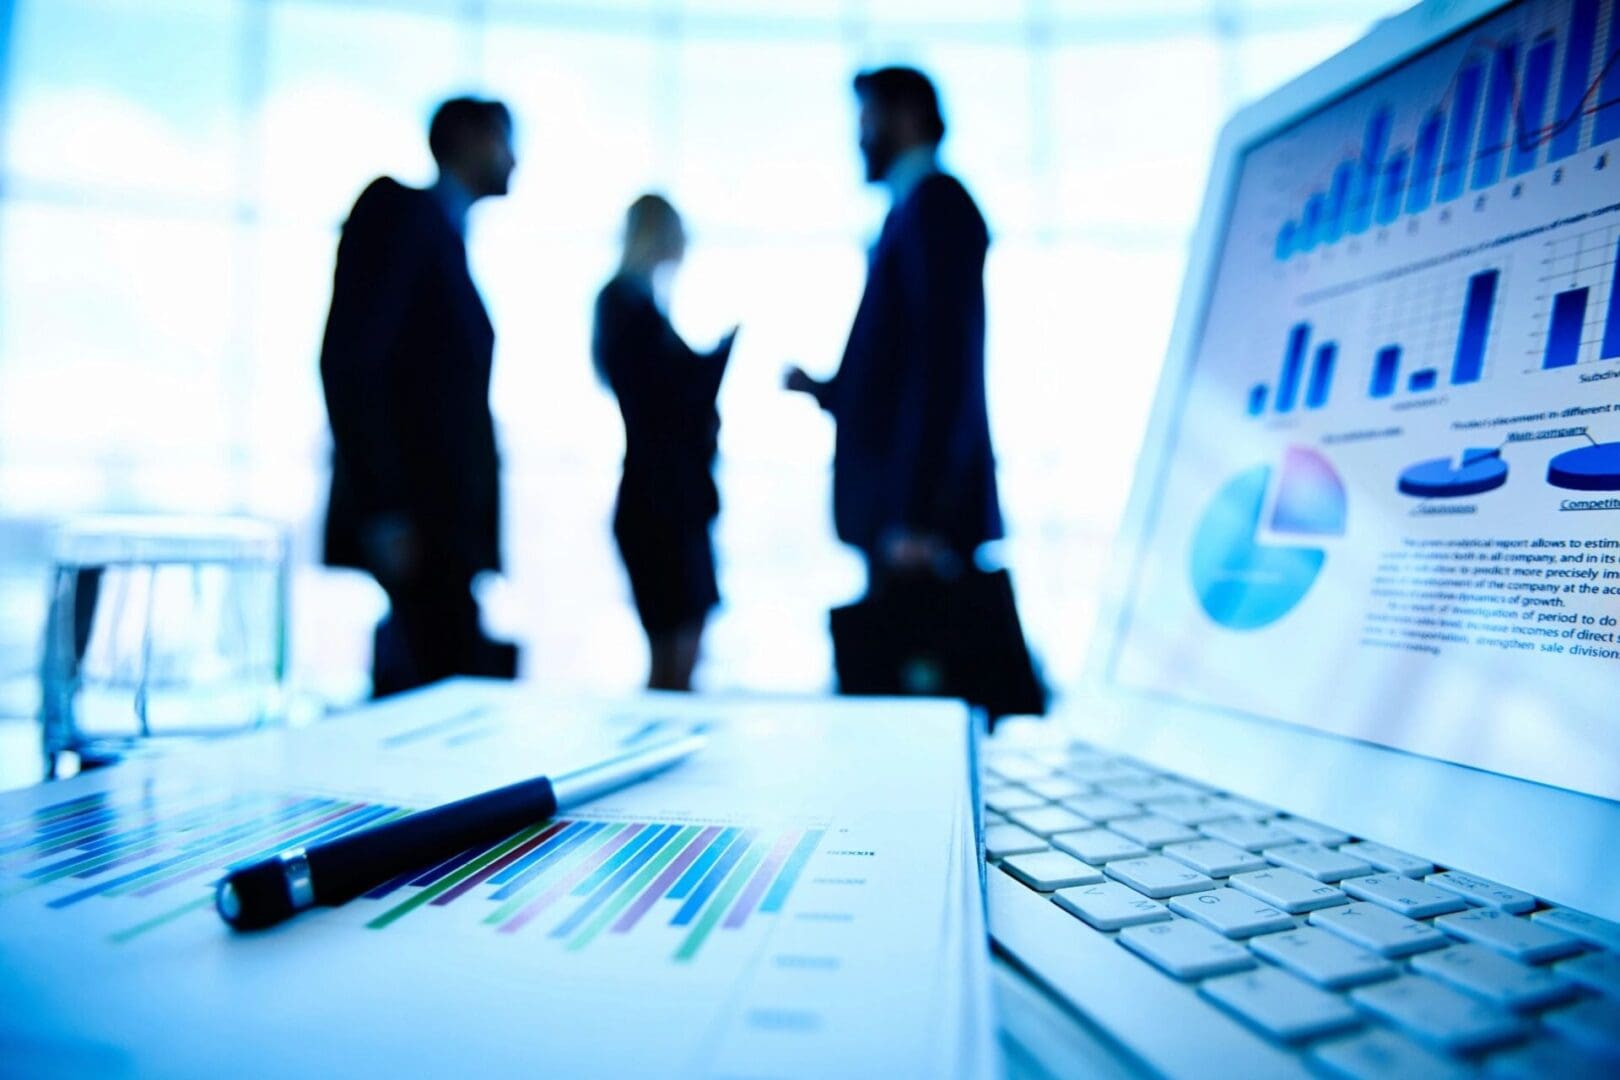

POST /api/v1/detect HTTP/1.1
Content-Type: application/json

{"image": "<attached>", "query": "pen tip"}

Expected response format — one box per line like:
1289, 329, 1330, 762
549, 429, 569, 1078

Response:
216, 881, 242, 925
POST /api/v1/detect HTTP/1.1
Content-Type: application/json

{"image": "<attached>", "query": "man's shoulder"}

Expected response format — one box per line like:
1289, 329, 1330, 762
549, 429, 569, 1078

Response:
900, 172, 986, 234
349, 176, 435, 227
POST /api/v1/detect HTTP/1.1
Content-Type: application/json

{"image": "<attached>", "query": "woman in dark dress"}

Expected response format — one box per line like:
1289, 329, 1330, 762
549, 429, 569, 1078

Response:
593, 194, 735, 691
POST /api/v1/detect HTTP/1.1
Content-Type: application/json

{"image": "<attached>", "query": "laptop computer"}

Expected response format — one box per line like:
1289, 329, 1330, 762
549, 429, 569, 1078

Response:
982, 0, 1620, 1075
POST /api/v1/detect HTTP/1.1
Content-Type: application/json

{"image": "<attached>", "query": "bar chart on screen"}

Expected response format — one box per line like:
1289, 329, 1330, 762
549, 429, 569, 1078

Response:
1530, 225, 1620, 370
1273, 0, 1620, 261
0, 787, 830, 963
1245, 262, 1509, 417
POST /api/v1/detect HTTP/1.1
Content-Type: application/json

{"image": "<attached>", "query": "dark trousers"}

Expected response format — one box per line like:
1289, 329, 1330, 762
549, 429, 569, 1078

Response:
372, 576, 517, 698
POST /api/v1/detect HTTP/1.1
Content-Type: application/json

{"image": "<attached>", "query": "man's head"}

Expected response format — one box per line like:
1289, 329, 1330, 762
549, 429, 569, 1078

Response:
429, 97, 515, 199
852, 67, 945, 184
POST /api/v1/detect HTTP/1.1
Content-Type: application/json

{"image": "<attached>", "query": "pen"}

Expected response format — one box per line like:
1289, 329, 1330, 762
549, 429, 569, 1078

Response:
215, 732, 705, 930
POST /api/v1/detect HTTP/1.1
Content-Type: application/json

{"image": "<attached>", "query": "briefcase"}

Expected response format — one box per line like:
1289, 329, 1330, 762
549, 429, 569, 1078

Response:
830, 567, 1048, 721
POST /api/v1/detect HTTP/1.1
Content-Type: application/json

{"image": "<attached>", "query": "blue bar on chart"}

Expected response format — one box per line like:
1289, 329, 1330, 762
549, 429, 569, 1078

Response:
1408, 110, 1445, 213
1409, 368, 1439, 392
1275, 323, 1311, 413
1550, 0, 1598, 163
1301, 194, 1325, 252
1324, 162, 1354, 243
1305, 344, 1337, 409
1275, 221, 1295, 260
1437, 61, 1484, 202
1605, 238, 1620, 359
1598, 16, 1620, 146
1472, 41, 1518, 189
1452, 269, 1499, 385
1376, 151, 1409, 226
1348, 108, 1391, 235
1247, 385, 1268, 416
1370, 346, 1402, 398
1545, 288, 1589, 369
1511, 36, 1557, 176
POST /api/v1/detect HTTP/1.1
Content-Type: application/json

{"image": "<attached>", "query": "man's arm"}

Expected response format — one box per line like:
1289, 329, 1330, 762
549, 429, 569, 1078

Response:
319, 182, 426, 574
784, 365, 837, 411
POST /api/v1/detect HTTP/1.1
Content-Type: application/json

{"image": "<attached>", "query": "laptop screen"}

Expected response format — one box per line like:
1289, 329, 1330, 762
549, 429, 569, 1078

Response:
1109, 0, 1620, 803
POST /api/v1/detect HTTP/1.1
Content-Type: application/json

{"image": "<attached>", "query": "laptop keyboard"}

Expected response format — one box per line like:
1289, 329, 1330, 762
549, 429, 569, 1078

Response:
982, 740, 1620, 1078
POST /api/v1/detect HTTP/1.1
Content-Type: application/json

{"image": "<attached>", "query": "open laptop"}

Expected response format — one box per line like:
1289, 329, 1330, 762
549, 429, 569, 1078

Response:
982, 0, 1620, 1075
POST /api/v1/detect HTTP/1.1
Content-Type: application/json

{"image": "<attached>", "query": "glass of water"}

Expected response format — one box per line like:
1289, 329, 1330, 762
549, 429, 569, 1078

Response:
38, 515, 289, 774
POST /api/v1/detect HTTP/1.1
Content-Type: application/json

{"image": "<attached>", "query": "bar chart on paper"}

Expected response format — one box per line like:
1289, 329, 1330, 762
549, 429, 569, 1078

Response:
0, 690, 991, 1080
0, 787, 825, 962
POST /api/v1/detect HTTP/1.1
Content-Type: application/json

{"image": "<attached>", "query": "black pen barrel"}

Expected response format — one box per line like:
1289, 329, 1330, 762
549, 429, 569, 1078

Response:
306, 775, 558, 905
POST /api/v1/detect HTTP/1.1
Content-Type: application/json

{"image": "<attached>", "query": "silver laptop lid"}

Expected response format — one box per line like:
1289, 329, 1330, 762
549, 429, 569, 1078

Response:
1086, 0, 1620, 811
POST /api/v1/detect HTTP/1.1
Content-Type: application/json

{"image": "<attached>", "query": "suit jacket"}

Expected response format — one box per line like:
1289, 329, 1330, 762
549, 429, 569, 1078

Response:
816, 171, 1003, 557
593, 274, 727, 537
320, 177, 501, 578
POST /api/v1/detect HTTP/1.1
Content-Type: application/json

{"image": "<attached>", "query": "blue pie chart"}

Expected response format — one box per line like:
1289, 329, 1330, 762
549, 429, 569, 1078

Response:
1547, 442, 1620, 491
1190, 448, 1346, 631
1398, 447, 1508, 498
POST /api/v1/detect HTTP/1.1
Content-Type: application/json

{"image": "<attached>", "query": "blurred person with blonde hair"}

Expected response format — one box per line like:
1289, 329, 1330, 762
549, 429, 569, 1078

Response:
593, 194, 737, 691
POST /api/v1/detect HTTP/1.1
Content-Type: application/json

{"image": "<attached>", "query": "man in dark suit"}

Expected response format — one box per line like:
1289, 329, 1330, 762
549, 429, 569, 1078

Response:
320, 96, 518, 697
786, 66, 1003, 585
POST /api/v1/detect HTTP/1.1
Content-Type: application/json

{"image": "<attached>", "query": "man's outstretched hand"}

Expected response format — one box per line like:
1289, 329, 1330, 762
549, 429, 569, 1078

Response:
783, 365, 821, 396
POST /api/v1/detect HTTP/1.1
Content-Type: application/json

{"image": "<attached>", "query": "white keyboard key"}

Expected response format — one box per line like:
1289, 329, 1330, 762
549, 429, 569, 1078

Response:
1424, 871, 1536, 913
1168, 887, 1293, 939
1110, 815, 1200, 849
1052, 829, 1147, 866
1533, 907, 1620, 952
1199, 818, 1298, 852
1341, 874, 1468, 918
1200, 966, 1360, 1042
1230, 867, 1349, 914
1096, 778, 1201, 803
1006, 804, 1093, 837
1410, 944, 1578, 1010
1541, 997, 1620, 1059
1161, 839, 1268, 878
985, 756, 1051, 782
1104, 855, 1216, 899
1063, 760, 1152, 784
1021, 775, 1090, 801
1309, 902, 1449, 957
1310, 1029, 1470, 1080
1337, 841, 1434, 878
1275, 817, 1351, 846
1248, 927, 1397, 989
1206, 794, 1275, 819
1557, 950, 1620, 999
999, 850, 1104, 891
1263, 843, 1375, 882
984, 823, 1048, 860
1052, 882, 1170, 931
1148, 797, 1241, 826
1063, 794, 1140, 822
985, 787, 1046, 814
1434, 908, 1584, 963
1349, 975, 1526, 1053
1118, 918, 1255, 979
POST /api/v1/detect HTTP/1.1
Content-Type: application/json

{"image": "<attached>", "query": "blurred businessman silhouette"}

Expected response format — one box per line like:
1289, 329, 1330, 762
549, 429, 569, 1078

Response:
785, 66, 1002, 588
594, 195, 735, 691
320, 96, 519, 698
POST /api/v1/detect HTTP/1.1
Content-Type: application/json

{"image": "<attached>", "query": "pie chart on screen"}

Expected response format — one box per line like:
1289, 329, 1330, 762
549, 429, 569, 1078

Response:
1189, 446, 1347, 630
